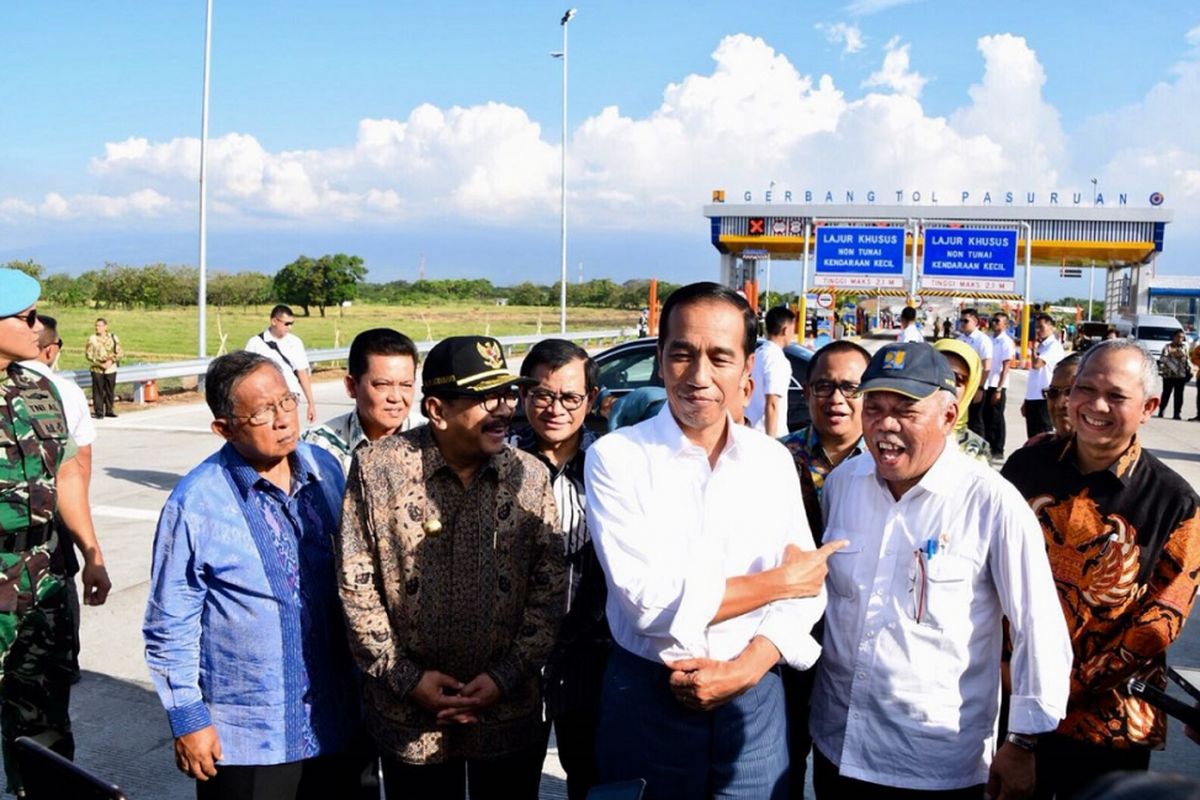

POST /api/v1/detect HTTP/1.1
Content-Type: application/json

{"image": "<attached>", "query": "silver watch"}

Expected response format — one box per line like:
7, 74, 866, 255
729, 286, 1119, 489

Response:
1005, 732, 1039, 752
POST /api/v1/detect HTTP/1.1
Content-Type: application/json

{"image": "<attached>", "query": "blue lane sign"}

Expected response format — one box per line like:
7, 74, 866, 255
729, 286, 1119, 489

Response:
814, 226, 905, 288
922, 228, 1017, 287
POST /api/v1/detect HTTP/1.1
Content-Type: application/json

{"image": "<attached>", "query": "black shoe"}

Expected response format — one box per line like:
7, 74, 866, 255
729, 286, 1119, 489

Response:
1174, 415, 1182, 421
92, 414, 103, 419
1191, 416, 1200, 422
105, 411, 118, 418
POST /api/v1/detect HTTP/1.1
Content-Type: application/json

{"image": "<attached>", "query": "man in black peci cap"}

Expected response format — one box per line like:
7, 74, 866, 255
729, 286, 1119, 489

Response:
808, 342, 1071, 800
336, 335, 566, 800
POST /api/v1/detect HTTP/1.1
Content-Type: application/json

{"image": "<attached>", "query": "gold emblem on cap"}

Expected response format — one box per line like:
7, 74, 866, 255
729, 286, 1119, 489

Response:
477, 340, 504, 369
423, 518, 443, 536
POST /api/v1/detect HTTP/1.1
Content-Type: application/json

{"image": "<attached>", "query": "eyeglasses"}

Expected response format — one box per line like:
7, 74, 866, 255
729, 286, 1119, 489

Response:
1042, 386, 1071, 401
1, 309, 37, 328
809, 380, 860, 398
526, 388, 588, 411
444, 386, 522, 413
232, 393, 300, 426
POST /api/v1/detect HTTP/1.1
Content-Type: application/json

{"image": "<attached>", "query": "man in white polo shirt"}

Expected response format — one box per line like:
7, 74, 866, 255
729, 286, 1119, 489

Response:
1021, 313, 1065, 440
245, 304, 317, 423
586, 282, 841, 800
810, 341, 1070, 800
957, 308, 992, 439
897, 306, 923, 343
746, 306, 795, 437
983, 311, 1016, 460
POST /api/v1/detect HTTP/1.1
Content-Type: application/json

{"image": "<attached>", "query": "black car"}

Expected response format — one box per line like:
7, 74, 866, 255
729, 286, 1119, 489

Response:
593, 337, 813, 432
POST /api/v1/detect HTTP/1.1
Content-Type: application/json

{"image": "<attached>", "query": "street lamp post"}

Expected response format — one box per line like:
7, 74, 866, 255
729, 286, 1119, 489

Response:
198, 0, 213, 358
552, 9, 576, 334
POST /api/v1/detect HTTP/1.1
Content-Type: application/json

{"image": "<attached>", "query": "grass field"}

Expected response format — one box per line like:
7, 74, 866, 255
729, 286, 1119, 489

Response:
43, 303, 640, 371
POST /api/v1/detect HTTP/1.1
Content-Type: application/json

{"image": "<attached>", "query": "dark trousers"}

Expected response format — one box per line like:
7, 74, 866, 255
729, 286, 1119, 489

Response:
982, 388, 1007, 458
554, 709, 600, 800
1033, 732, 1151, 800
196, 749, 372, 800
379, 740, 546, 800
813, 747, 984, 800
596, 646, 788, 800
1159, 377, 1187, 418
966, 400, 986, 439
91, 372, 116, 416
781, 665, 815, 799
1024, 399, 1052, 439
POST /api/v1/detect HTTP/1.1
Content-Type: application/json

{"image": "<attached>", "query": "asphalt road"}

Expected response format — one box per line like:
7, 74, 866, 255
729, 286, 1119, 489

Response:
63, 348, 1200, 799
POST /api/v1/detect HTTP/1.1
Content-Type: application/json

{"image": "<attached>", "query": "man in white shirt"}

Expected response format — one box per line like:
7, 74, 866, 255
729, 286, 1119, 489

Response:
983, 311, 1017, 460
586, 282, 843, 800
245, 304, 317, 423
746, 306, 795, 437
897, 306, 923, 343
810, 341, 1071, 800
1021, 313, 1066, 440
957, 308, 992, 439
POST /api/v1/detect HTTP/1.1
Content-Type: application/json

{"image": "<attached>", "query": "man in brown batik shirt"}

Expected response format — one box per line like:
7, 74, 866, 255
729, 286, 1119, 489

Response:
337, 335, 566, 800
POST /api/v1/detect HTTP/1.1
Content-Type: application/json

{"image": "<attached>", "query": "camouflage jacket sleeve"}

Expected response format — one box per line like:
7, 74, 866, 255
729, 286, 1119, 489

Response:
485, 472, 567, 695
336, 455, 423, 696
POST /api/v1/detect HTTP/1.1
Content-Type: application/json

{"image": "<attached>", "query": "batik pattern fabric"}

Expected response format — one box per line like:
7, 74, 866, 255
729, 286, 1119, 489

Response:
338, 425, 566, 764
1002, 437, 1200, 749
780, 424, 865, 542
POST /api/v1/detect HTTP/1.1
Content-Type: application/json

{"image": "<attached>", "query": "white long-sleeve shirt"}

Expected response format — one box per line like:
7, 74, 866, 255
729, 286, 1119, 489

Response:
811, 442, 1071, 790
585, 405, 825, 670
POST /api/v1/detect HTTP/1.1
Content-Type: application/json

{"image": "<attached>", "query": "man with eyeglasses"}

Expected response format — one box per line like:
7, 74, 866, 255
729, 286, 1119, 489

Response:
144, 351, 371, 799
303, 328, 419, 476
778, 339, 870, 797
338, 335, 566, 799
246, 304, 318, 423
0, 270, 111, 796
84, 317, 122, 419
508, 338, 606, 800
956, 309, 992, 440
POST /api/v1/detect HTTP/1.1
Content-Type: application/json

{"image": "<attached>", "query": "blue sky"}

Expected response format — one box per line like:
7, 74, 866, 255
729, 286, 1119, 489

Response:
2, 0, 1199, 298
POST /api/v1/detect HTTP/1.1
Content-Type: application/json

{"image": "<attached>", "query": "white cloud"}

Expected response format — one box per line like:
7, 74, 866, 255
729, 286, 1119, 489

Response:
862, 36, 927, 98
34, 189, 171, 220
816, 22, 866, 54
845, 0, 920, 17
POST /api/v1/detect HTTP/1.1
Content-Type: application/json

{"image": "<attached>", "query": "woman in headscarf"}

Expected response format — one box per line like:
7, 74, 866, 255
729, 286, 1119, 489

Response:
932, 338, 993, 463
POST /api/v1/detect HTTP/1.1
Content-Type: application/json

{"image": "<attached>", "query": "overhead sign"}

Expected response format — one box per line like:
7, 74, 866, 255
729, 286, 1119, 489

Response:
921, 227, 1017, 292
813, 225, 905, 289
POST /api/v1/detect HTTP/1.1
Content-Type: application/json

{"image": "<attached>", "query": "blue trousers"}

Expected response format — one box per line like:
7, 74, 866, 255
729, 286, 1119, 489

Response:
595, 646, 789, 800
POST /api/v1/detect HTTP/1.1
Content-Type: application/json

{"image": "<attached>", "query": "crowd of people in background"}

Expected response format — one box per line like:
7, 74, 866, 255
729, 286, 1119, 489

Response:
0, 264, 1198, 800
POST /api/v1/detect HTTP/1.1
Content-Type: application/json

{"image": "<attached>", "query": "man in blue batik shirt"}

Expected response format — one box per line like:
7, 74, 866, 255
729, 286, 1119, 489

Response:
144, 351, 371, 800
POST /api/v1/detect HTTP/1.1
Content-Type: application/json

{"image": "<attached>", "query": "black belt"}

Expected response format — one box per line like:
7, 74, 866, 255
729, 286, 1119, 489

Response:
0, 523, 54, 553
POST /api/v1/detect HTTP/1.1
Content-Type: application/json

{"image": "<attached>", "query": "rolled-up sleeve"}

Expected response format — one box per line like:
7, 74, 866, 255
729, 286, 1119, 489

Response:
336, 456, 423, 696
585, 439, 725, 654
991, 485, 1072, 735
143, 503, 211, 737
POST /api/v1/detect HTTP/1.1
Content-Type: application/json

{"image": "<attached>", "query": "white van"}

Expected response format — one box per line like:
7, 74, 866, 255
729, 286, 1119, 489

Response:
1111, 314, 1184, 356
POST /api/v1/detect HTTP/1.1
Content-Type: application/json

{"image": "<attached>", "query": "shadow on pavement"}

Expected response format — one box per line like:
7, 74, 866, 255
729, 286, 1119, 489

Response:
103, 468, 183, 492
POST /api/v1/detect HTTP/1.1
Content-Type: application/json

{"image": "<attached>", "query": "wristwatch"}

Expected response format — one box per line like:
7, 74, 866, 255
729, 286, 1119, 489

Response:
1005, 732, 1039, 752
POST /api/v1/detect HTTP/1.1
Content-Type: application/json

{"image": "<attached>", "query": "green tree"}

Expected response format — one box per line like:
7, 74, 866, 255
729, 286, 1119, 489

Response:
3, 259, 43, 279
273, 253, 367, 316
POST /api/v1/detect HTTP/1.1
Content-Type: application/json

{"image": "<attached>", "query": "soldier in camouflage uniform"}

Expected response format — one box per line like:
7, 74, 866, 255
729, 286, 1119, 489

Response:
0, 269, 112, 795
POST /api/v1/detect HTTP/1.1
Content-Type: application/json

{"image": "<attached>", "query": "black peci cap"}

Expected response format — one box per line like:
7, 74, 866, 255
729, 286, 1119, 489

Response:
421, 336, 534, 398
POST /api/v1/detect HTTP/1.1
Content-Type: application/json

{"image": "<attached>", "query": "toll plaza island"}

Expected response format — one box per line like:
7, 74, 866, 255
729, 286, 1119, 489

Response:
703, 196, 1176, 354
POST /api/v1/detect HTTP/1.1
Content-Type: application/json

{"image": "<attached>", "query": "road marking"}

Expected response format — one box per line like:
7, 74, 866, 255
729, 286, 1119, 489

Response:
91, 505, 162, 522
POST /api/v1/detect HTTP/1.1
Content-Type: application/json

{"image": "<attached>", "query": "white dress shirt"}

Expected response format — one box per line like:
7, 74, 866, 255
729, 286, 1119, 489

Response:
747, 340, 791, 436
1024, 335, 1066, 400
898, 324, 924, 343
585, 405, 825, 670
21, 359, 97, 447
958, 328, 993, 366
811, 442, 1070, 790
985, 331, 1016, 390
245, 329, 310, 395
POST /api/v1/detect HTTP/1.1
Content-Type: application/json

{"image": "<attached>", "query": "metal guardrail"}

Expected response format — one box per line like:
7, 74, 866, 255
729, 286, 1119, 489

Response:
61, 328, 632, 403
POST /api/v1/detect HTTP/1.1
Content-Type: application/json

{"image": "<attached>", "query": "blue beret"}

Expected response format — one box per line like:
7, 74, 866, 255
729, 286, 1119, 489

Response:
0, 269, 40, 317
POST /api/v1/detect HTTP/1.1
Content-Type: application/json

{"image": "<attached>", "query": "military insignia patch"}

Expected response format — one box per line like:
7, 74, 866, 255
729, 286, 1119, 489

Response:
477, 341, 504, 369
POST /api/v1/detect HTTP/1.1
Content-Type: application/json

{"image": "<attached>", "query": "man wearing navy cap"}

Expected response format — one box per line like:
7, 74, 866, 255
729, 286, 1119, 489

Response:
338, 336, 566, 799
809, 342, 1071, 800
0, 268, 112, 795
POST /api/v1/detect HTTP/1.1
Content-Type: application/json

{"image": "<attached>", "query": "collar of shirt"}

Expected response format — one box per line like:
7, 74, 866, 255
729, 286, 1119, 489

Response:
511, 423, 595, 481
222, 443, 317, 498
416, 423, 502, 482
849, 435, 965, 501
1057, 434, 1143, 484
650, 402, 744, 465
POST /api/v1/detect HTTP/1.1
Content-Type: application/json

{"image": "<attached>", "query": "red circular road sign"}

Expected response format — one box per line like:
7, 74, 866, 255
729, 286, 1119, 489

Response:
817, 292, 835, 309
